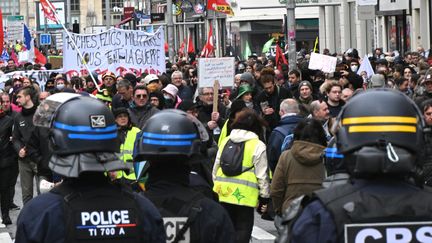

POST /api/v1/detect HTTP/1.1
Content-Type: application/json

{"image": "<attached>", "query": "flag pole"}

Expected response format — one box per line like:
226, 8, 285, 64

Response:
43, 0, 101, 92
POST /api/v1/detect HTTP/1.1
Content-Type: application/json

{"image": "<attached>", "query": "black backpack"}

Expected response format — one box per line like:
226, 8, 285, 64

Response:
220, 139, 254, 176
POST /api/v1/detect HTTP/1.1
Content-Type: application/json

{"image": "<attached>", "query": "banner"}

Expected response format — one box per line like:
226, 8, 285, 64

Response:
63, 27, 166, 77
0, 69, 62, 90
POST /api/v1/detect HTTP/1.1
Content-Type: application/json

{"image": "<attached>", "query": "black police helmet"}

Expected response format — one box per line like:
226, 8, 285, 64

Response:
133, 109, 208, 162
334, 88, 424, 176
323, 138, 346, 176
50, 96, 119, 155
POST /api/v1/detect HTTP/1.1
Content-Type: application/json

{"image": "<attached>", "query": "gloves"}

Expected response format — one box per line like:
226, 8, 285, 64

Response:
257, 197, 270, 214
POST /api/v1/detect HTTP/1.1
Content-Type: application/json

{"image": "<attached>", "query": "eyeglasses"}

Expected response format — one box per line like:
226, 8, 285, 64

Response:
135, 94, 148, 99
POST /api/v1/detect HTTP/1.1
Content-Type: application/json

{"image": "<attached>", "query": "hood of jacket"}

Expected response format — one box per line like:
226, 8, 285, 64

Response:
229, 129, 258, 143
291, 140, 325, 166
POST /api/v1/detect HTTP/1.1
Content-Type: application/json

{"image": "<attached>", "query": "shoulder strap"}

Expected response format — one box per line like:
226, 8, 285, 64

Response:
172, 194, 203, 243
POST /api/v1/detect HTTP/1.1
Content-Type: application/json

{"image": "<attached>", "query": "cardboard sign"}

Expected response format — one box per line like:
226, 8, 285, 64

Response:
198, 57, 234, 88
49, 56, 63, 69
308, 53, 337, 73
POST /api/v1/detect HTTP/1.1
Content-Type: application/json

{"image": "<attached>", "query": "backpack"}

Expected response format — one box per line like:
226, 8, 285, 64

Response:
219, 139, 254, 176
274, 126, 295, 152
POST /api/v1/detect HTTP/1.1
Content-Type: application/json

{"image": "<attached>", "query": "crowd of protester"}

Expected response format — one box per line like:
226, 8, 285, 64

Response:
1, 45, 432, 240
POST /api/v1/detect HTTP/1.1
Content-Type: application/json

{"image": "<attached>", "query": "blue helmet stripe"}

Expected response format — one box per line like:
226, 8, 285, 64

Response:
54, 122, 117, 133
142, 132, 197, 140
325, 153, 344, 159
68, 132, 117, 140
143, 138, 192, 146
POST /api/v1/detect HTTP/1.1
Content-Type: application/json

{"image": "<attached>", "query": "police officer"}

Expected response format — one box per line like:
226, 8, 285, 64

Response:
134, 109, 236, 243
290, 89, 432, 243
16, 93, 165, 243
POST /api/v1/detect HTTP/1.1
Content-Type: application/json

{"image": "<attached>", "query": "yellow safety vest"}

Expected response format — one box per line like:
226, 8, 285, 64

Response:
117, 126, 141, 180
217, 120, 229, 148
213, 137, 260, 208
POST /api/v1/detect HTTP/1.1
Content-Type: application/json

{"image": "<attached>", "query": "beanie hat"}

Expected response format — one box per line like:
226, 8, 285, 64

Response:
229, 100, 246, 119
298, 80, 312, 91
162, 84, 178, 98
102, 71, 116, 80
240, 72, 255, 86
112, 107, 129, 118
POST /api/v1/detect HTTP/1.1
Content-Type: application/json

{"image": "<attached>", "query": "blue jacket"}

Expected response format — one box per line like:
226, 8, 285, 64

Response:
267, 115, 303, 173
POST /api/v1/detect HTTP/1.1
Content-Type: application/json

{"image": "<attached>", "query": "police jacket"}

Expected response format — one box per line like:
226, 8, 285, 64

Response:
16, 174, 166, 243
0, 114, 16, 168
12, 105, 36, 156
145, 167, 236, 243
291, 179, 432, 243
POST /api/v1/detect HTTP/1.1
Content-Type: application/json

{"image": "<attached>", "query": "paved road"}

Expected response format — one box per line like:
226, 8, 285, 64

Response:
0, 178, 278, 241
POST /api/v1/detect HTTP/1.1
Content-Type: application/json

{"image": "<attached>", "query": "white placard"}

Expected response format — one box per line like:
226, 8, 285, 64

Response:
63, 27, 166, 77
198, 57, 235, 88
308, 53, 337, 73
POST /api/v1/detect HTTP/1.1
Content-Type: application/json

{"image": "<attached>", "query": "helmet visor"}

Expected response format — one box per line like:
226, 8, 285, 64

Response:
33, 93, 81, 128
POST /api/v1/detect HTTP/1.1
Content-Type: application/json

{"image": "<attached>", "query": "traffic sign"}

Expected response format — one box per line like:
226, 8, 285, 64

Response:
40, 34, 51, 45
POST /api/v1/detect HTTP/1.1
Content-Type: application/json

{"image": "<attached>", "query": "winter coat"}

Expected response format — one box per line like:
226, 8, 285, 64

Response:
0, 115, 17, 167
128, 104, 159, 129
270, 140, 326, 214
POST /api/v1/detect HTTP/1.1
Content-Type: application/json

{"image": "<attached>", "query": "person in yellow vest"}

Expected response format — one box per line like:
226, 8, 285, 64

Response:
213, 108, 271, 243
111, 107, 141, 191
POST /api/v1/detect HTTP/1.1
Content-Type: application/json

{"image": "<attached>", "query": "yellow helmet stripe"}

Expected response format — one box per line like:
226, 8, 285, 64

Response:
343, 116, 417, 125
348, 125, 417, 133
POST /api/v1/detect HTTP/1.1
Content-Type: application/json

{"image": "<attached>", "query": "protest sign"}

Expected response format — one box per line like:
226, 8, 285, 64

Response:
308, 53, 337, 73
198, 57, 234, 88
63, 27, 166, 77
49, 56, 63, 69
0, 69, 62, 90
357, 54, 374, 78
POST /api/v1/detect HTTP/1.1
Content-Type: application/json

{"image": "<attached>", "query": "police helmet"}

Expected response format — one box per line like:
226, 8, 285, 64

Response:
334, 89, 424, 176
33, 93, 126, 177
133, 109, 209, 162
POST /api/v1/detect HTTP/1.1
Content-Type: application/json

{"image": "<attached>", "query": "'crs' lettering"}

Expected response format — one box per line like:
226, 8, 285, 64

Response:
81, 210, 130, 226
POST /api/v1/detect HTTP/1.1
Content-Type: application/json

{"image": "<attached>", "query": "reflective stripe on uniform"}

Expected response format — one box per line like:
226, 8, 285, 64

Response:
117, 127, 141, 180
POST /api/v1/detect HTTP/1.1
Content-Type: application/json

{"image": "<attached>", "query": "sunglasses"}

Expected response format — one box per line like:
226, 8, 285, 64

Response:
135, 94, 148, 99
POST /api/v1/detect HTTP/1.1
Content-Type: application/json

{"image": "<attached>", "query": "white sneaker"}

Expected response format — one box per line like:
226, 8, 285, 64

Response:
39, 179, 55, 194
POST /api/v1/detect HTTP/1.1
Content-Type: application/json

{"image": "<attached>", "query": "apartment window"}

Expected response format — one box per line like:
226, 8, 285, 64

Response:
71, 0, 80, 11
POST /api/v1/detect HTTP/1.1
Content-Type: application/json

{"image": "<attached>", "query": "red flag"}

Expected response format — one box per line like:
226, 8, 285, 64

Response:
0, 8, 3, 56
200, 24, 214, 58
207, 0, 234, 16
275, 43, 287, 71
40, 0, 58, 23
164, 42, 168, 53
34, 48, 47, 65
187, 34, 195, 54
178, 38, 186, 57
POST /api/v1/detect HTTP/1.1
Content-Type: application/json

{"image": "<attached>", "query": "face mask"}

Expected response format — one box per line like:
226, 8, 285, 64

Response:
164, 94, 173, 100
350, 65, 359, 72
56, 84, 65, 90
245, 101, 253, 109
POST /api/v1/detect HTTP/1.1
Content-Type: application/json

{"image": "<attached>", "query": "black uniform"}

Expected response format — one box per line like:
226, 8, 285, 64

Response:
16, 174, 166, 243
144, 164, 235, 243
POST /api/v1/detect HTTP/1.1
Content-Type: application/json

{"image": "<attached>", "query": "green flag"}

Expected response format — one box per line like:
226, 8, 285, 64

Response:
243, 41, 251, 61
262, 37, 275, 53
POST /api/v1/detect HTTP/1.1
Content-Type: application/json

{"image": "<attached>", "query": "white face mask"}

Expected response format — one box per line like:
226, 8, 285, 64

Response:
56, 84, 65, 90
350, 65, 359, 72
163, 94, 172, 100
